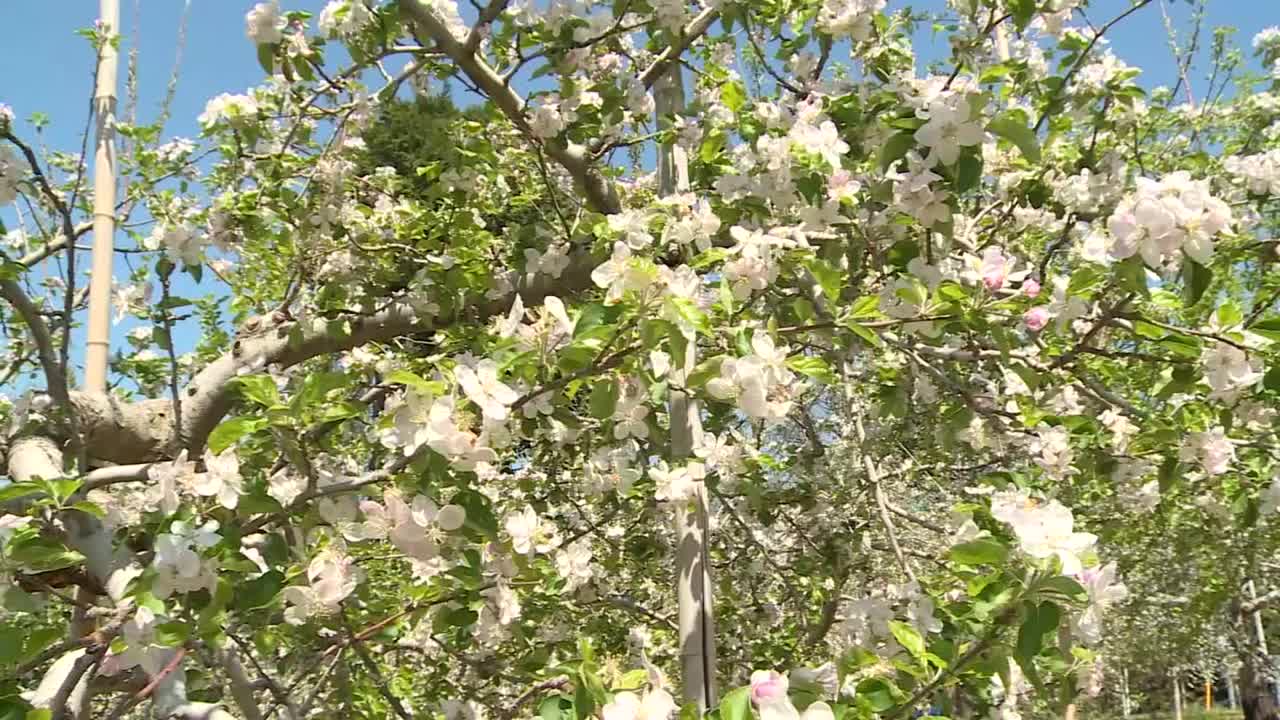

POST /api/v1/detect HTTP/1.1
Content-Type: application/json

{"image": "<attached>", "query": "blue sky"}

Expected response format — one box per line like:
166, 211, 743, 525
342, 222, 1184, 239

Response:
0, 0, 1274, 389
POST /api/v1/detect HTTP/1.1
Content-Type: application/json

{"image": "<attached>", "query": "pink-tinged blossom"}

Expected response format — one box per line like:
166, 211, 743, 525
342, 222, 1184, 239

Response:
750, 670, 789, 705
1181, 426, 1236, 475
980, 246, 1010, 290
283, 546, 360, 625
1022, 279, 1041, 297
1074, 562, 1129, 646
1024, 307, 1050, 332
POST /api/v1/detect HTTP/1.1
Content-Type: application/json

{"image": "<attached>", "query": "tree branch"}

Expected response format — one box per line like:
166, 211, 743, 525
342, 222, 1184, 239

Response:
398, 0, 621, 213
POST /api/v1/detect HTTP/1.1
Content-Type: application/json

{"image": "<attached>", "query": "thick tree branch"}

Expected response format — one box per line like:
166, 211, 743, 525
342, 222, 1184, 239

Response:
637, 8, 719, 89
218, 645, 265, 720
398, 0, 620, 213
0, 278, 73, 417
1243, 588, 1280, 615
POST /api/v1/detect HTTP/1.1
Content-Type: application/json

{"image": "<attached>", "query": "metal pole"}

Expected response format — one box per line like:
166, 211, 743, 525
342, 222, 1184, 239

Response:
656, 64, 716, 712
84, 0, 120, 393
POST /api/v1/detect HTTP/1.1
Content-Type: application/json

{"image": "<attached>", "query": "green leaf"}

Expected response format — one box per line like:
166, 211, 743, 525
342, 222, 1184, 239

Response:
849, 295, 881, 318
256, 43, 276, 74
889, 620, 927, 661
856, 678, 897, 713
949, 539, 1009, 566
0, 483, 40, 503
457, 490, 499, 541
68, 501, 105, 519
1036, 575, 1087, 603
234, 570, 285, 611
0, 626, 23, 665
721, 81, 747, 113
805, 258, 844, 302
198, 578, 235, 633
1016, 601, 1061, 663
156, 621, 192, 647
8, 540, 84, 573
720, 686, 751, 720
615, 669, 649, 691
540, 697, 571, 720
574, 676, 595, 720
667, 297, 711, 335
1217, 301, 1244, 328
687, 356, 726, 389
235, 374, 281, 408
787, 355, 838, 384
987, 113, 1041, 163
879, 131, 915, 171
846, 322, 884, 348
1182, 259, 1213, 306
385, 369, 446, 395
955, 152, 983, 193
589, 378, 619, 420
1007, 0, 1036, 29
1250, 316, 1280, 343
207, 416, 267, 455
1115, 256, 1151, 297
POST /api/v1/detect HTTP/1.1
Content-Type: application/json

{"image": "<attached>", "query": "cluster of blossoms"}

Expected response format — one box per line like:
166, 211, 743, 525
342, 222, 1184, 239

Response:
245, 0, 286, 45
1180, 426, 1237, 476
835, 580, 941, 655
817, 0, 885, 40
707, 333, 796, 421
341, 489, 466, 571
1105, 172, 1233, 267
989, 489, 1097, 576
913, 90, 985, 167
317, 0, 374, 37
1031, 425, 1075, 480
889, 153, 952, 227
144, 448, 245, 516
198, 92, 260, 129
1224, 149, 1280, 197
283, 544, 360, 624
379, 382, 502, 472
749, 670, 837, 720
151, 520, 221, 597
1202, 342, 1265, 401
1051, 157, 1127, 215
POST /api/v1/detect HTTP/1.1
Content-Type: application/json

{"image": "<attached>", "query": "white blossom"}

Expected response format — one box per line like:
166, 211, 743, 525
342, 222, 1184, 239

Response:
246, 1, 286, 45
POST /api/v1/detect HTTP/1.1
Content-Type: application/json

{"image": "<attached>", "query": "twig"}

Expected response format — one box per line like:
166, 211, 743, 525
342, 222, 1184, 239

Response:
854, 413, 917, 584
49, 650, 102, 720
502, 678, 571, 720
341, 616, 412, 720
1034, 0, 1155, 132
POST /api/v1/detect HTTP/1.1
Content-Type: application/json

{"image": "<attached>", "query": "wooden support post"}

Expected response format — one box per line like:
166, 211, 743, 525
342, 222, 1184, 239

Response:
1121, 667, 1131, 719
85, 0, 120, 393
656, 63, 716, 712
1174, 671, 1183, 720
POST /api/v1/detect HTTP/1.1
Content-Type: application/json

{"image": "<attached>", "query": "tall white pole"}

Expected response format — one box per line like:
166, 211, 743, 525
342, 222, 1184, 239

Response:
656, 64, 716, 711
84, 0, 120, 393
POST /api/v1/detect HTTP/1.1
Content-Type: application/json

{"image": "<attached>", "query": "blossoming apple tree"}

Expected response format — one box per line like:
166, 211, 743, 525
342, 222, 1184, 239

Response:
3, 0, 1280, 718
